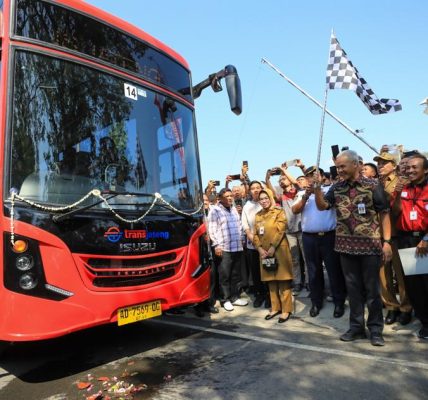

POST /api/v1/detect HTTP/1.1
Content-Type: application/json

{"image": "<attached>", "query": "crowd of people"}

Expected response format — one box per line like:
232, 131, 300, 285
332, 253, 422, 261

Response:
197, 145, 428, 346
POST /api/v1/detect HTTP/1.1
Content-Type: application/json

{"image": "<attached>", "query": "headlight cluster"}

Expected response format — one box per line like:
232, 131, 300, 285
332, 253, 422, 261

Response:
12, 240, 38, 290
4, 234, 72, 301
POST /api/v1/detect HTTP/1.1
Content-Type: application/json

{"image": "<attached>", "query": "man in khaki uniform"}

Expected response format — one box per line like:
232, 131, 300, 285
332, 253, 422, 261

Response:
374, 152, 412, 325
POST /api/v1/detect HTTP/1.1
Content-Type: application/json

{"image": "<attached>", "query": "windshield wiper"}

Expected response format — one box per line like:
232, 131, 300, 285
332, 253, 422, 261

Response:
100, 190, 155, 197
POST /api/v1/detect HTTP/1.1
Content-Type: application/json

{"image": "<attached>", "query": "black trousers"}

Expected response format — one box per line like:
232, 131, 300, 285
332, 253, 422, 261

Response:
219, 251, 243, 303
340, 253, 383, 333
208, 247, 221, 307
239, 250, 250, 291
245, 248, 267, 297
396, 235, 428, 328
302, 231, 346, 307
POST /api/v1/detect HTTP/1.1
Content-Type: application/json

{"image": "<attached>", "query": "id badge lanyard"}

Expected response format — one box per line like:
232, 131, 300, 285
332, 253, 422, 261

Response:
409, 186, 421, 222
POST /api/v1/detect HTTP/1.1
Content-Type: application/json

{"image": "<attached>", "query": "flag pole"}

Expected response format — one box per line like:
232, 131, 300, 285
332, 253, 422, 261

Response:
316, 87, 329, 169
261, 57, 379, 154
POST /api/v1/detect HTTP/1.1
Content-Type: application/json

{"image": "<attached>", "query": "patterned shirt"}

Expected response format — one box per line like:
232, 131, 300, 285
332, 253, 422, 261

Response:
324, 176, 389, 255
207, 203, 243, 252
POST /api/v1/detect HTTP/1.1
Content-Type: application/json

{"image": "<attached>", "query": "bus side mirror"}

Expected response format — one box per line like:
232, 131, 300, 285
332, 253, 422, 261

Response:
191, 65, 243, 115
224, 65, 242, 116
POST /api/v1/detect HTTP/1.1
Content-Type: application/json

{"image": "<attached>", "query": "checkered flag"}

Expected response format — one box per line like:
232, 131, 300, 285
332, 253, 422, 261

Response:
326, 33, 402, 115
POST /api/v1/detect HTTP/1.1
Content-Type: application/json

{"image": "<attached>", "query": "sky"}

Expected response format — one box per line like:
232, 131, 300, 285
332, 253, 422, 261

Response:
86, 0, 428, 186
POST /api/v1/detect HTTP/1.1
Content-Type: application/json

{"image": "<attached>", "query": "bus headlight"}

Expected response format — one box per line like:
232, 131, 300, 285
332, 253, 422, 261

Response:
19, 273, 38, 290
4, 233, 69, 300
16, 255, 34, 271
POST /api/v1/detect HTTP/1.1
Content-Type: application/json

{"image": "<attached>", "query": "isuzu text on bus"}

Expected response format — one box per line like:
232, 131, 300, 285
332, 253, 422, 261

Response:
0, 0, 241, 341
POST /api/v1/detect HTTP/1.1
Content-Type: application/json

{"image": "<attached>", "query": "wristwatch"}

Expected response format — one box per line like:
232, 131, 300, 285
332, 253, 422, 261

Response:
383, 239, 392, 244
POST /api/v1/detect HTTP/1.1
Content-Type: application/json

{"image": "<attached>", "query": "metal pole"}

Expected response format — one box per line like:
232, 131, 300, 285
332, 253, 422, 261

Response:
316, 87, 329, 169
261, 57, 379, 155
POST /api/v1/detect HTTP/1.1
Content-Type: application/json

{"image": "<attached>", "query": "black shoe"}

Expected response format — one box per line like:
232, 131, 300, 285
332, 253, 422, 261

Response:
278, 313, 291, 323
340, 329, 367, 342
194, 307, 205, 318
265, 311, 281, 320
333, 304, 345, 318
309, 305, 321, 317
253, 296, 264, 308
385, 310, 400, 325
208, 306, 219, 314
418, 327, 428, 340
398, 311, 412, 326
370, 332, 385, 347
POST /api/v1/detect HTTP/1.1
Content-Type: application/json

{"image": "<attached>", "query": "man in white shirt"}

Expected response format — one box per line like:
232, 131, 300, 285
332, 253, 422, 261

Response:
292, 166, 346, 318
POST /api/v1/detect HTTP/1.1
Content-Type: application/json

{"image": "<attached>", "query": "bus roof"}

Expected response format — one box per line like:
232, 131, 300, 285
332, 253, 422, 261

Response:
56, 0, 190, 70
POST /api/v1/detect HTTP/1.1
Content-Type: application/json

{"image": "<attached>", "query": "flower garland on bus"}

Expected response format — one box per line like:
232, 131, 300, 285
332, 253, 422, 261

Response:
9, 190, 203, 246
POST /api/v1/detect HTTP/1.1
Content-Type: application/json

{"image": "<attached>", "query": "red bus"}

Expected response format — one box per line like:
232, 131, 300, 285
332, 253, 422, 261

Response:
0, 0, 241, 341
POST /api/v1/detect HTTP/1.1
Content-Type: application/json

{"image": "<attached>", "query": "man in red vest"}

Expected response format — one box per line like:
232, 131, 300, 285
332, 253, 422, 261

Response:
393, 154, 428, 340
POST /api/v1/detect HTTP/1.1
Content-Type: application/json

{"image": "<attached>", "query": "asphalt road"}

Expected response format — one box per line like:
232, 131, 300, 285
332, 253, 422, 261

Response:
1, 290, 427, 400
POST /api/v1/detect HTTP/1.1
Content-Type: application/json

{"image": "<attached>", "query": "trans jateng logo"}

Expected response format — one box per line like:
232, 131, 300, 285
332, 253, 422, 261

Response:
104, 227, 170, 243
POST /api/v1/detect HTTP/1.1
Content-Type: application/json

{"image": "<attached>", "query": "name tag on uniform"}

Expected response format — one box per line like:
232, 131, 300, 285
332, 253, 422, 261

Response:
410, 210, 418, 221
357, 203, 366, 215
401, 192, 408, 198
259, 226, 264, 235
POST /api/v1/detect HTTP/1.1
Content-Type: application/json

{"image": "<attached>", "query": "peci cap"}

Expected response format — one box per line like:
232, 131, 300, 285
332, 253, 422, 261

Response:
373, 152, 398, 164
402, 150, 420, 158
304, 166, 324, 176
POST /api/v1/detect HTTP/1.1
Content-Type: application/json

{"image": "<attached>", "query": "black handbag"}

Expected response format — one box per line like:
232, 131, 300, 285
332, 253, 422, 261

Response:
262, 257, 278, 272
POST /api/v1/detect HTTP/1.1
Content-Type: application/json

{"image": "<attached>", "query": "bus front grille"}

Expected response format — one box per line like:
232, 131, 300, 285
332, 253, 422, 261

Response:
81, 251, 183, 288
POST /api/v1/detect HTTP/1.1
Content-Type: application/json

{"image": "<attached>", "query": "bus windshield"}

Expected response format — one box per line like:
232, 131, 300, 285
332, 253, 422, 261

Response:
8, 50, 201, 211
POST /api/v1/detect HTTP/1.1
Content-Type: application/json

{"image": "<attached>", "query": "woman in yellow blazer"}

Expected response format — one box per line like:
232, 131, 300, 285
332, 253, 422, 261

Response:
253, 189, 293, 323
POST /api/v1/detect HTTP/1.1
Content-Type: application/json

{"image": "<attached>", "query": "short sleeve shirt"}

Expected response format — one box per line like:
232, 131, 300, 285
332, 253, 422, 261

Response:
294, 187, 337, 233
324, 176, 389, 255
395, 179, 428, 233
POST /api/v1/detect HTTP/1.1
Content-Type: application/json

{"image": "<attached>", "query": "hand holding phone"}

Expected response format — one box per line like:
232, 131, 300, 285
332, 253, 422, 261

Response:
229, 174, 241, 180
285, 159, 298, 167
